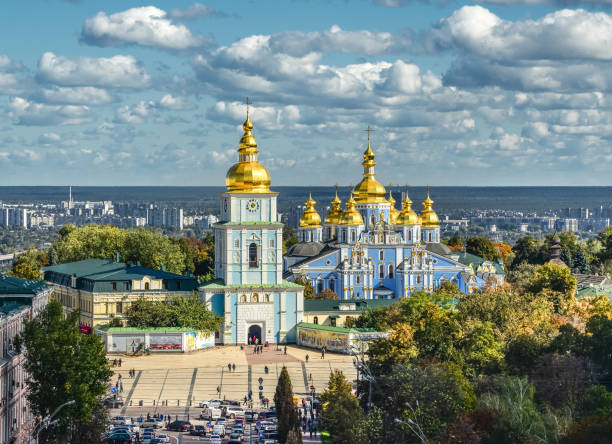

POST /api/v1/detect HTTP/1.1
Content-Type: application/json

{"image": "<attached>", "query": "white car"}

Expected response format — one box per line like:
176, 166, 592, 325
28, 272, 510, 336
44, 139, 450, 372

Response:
142, 433, 154, 444
209, 435, 222, 444
199, 398, 223, 408
110, 416, 132, 425
225, 406, 245, 419
155, 433, 170, 443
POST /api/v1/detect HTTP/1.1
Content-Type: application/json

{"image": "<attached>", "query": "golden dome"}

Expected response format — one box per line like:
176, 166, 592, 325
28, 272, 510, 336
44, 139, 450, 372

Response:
353, 133, 387, 204
225, 112, 272, 193
300, 192, 322, 228
339, 193, 364, 226
396, 189, 420, 226
325, 187, 343, 225
419, 187, 439, 228
388, 188, 400, 224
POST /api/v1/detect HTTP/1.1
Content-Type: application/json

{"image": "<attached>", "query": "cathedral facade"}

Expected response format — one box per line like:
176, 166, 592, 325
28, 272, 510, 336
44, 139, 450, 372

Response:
200, 112, 304, 345
283, 135, 485, 299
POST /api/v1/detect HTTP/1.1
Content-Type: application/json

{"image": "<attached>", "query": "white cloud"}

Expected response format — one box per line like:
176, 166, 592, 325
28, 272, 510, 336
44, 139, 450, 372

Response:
37, 52, 151, 88
8, 97, 92, 126
36, 86, 113, 105
159, 94, 195, 110
81, 6, 203, 49
38, 132, 61, 145
0, 55, 23, 72
207, 101, 301, 130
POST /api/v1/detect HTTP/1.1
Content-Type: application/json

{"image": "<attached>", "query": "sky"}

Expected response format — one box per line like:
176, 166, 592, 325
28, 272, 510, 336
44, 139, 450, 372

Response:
1, 0, 612, 187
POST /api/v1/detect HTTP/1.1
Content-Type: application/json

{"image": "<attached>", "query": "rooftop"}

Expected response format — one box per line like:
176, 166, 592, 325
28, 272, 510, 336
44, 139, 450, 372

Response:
304, 298, 398, 312
199, 278, 303, 290
297, 322, 379, 333
0, 273, 48, 295
43, 258, 194, 282
452, 251, 506, 275
95, 326, 197, 333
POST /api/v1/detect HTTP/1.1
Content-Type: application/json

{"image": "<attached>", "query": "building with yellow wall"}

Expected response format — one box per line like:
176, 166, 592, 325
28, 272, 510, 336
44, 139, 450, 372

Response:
43, 258, 198, 330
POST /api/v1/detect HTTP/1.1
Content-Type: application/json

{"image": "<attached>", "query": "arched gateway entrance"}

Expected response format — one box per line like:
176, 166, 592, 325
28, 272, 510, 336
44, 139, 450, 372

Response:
248, 324, 262, 345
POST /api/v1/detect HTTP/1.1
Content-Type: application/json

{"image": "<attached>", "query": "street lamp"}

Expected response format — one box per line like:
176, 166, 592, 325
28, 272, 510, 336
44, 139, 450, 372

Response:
32, 400, 76, 444
349, 341, 374, 412
394, 401, 429, 444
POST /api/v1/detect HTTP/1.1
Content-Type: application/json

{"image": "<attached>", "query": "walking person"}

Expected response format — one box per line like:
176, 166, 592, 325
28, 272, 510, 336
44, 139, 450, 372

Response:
232, 363, 236, 372
118, 358, 122, 367
228, 363, 232, 372
284, 345, 287, 355
305, 354, 309, 363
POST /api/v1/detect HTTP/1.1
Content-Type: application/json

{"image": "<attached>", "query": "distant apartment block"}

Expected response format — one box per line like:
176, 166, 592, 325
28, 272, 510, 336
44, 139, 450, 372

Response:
0, 207, 29, 228
147, 208, 184, 229
43, 258, 198, 329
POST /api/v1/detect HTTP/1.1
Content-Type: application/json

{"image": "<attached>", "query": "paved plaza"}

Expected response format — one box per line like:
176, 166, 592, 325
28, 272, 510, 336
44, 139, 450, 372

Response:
108, 345, 357, 416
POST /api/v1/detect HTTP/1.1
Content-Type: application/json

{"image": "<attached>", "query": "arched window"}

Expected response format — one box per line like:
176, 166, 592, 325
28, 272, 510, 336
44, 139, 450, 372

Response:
252, 293, 259, 303
408, 230, 412, 241
265, 294, 270, 302
249, 242, 258, 268
379, 264, 385, 278
144, 282, 150, 290
379, 250, 384, 260
388, 264, 394, 279
342, 231, 347, 243
240, 295, 247, 303
429, 232, 432, 242
317, 279, 324, 294
329, 278, 335, 293
356, 275, 361, 284
313, 316, 318, 325
417, 275, 421, 283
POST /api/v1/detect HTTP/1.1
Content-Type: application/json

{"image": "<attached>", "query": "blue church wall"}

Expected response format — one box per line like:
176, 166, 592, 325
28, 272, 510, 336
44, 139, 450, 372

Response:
230, 293, 237, 343
210, 293, 224, 317
274, 293, 281, 343
266, 271, 276, 283
232, 271, 241, 283
285, 292, 297, 342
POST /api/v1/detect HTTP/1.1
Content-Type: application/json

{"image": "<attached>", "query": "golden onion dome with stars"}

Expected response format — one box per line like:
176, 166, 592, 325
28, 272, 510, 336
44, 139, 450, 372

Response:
299, 192, 322, 228
419, 188, 439, 228
395, 189, 420, 226
225, 109, 272, 193
324, 187, 343, 225
353, 129, 387, 204
388, 188, 400, 224
339, 193, 365, 226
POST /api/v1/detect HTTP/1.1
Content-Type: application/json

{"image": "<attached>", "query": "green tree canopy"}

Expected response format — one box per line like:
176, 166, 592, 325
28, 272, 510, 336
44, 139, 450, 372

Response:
9, 247, 47, 280
15, 300, 112, 443
466, 237, 500, 261
319, 370, 364, 444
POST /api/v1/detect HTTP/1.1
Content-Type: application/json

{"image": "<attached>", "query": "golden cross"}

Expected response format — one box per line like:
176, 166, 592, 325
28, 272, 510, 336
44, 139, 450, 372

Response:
245, 97, 252, 117
364, 125, 375, 142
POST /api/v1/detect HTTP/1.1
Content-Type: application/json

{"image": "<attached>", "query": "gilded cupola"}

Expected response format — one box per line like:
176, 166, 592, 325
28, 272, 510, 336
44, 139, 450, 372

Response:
419, 187, 439, 228
396, 188, 420, 226
299, 192, 322, 228
324, 187, 343, 225
353, 128, 387, 204
225, 109, 272, 193
339, 193, 365, 226
388, 188, 400, 224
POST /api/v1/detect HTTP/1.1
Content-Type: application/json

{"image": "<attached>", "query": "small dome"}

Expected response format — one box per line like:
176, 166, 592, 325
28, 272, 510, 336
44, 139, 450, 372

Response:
388, 189, 400, 224
325, 189, 343, 225
340, 194, 364, 226
419, 189, 439, 228
396, 191, 420, 226
225, 115, 272, 193
353, 141, 387, 204
299, 193, 322, 228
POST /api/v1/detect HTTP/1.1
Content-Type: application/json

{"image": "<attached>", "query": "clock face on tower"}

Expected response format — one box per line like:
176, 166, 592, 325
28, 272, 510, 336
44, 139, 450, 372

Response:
246, 199, 259, 212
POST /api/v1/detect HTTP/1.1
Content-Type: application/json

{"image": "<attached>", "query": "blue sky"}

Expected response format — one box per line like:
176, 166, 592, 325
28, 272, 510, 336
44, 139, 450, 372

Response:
1, 0, 612, 186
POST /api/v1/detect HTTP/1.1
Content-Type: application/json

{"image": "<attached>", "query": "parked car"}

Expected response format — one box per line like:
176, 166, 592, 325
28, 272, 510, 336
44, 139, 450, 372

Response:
104, 396, 125, 408
142, 434, 154, 444
110, 416, 132, 425
199, 398, 222, 409
103, 432, 132, 443
245, 410, 258, 422
208, 435, 222, 444
225, 406, 245, 419
202, 407, 222, 420
212, 424, 226, 437
142, 418, 163, 429
189, 425, 206, 436
167, 420, 191, 432
155, 434, 170, 443
228, 433, 243, 443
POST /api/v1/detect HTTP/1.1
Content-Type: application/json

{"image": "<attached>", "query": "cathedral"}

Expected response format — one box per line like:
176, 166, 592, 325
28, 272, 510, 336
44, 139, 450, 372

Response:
283, 133, 485, 300
201, 110, 485, 344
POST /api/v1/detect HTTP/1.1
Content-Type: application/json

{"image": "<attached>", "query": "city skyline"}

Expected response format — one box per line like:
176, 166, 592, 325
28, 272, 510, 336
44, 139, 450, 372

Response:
1, 0, 612, 186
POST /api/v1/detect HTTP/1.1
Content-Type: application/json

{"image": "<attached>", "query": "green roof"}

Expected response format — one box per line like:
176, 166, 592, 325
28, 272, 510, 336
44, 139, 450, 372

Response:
454, 252, 506, 275
95, 326, 198, 333
0, 274, 48, 295
304, 298, 398, 312
43, 259, 193, 281
576, 285, 612, 301
199, 278, 303, 290
297, 322, 378, 334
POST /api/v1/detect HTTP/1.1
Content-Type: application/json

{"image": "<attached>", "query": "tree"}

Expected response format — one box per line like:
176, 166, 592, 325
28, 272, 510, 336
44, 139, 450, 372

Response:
274, 366, 302, 444
528, 263, 577, 304
466, 237, 500, 261
319, 370, 364, 444
294, 277, 315, 299
511, 236, 547, 269
15, 300, 112, 443
445, 235, 464, 251
9, 247, 47, 280
316, 288, 338, 300
283, 225, 299, 254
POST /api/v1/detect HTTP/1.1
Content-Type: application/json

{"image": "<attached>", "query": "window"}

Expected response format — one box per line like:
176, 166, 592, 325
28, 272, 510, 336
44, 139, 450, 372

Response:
342, 231, 347, 243
313, 316, 318, 325
249, 242, 258, 268
329, 279, 335, 293
177, 280, 181, 290
241, 295, 247, 303
379, 250, 384, 260
429, 232, 432, 242
234, 239, 240, 248
417, 275, 421, 284
144, 282, 150, 290
379, 264, 385, 278
388, 264, 394, 279
330, 318, 337, 327
350, 231, 356, 242
269, 238, 275, 248
252, 293, 259, 303
356, 275, 361, 284
112, 282, 117, 290
164, 281, 168, 290
408, 231, 412, 241
125, 282, 130, 290
116, 302, 123, 314
317, 279, 324, 294
371, 215, 376, 225
265, 294, 270, 302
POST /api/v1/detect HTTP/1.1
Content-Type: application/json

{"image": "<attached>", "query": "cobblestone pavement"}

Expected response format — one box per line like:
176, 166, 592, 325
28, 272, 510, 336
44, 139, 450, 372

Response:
107, 345, 357, 415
